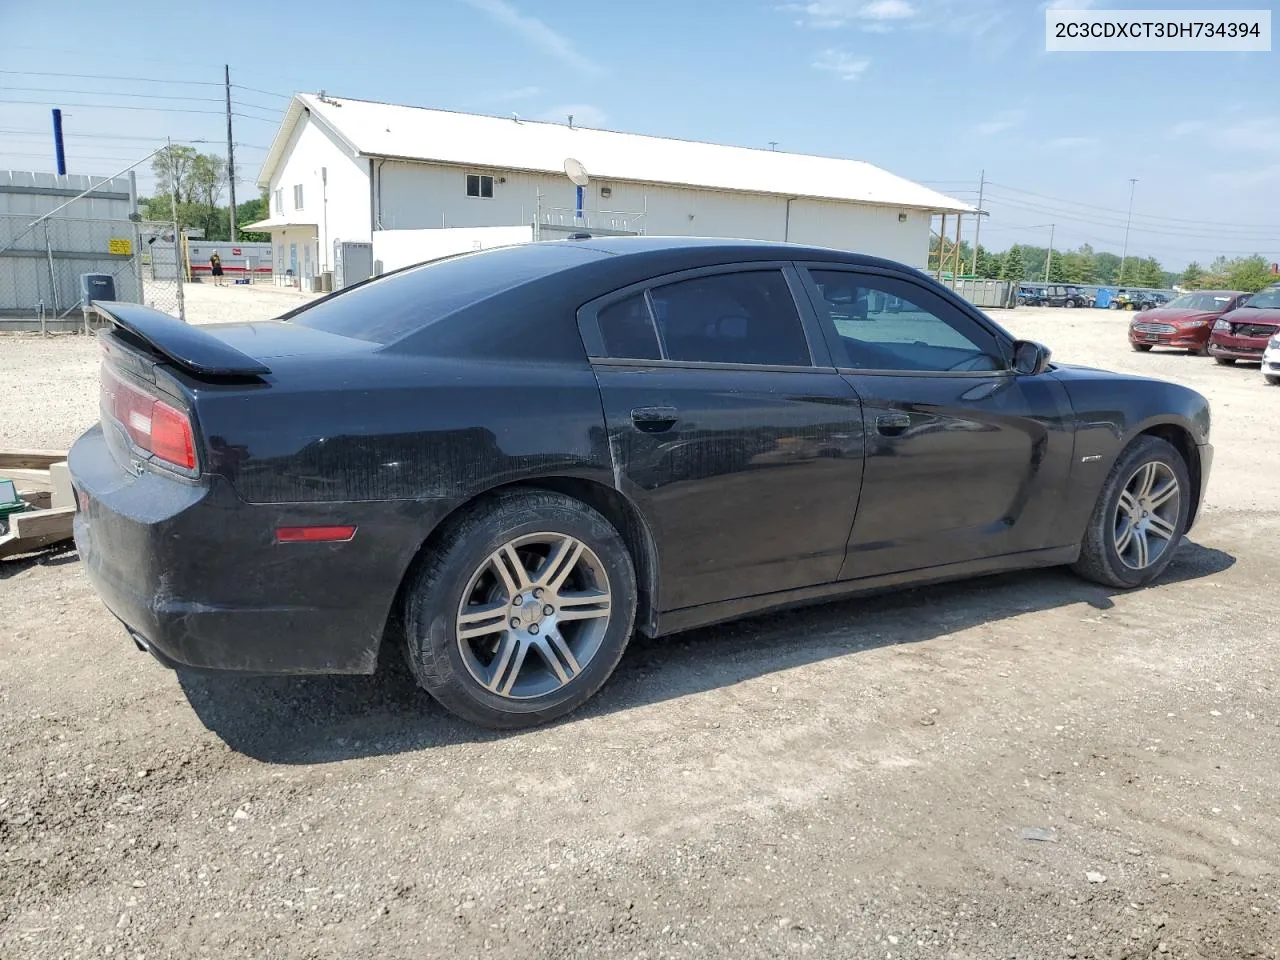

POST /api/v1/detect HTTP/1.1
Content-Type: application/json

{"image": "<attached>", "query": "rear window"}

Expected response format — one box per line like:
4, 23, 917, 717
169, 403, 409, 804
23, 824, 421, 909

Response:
288, 243, 600, 344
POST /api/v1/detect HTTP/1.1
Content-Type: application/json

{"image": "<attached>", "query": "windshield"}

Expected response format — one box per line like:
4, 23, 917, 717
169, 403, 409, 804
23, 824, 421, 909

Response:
1167, 293, 1234, 310
286, 243, 600, 344
1240, 288, 1280, 309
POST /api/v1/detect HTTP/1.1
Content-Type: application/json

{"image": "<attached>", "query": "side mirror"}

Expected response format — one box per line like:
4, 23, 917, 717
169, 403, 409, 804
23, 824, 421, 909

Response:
1012, 339, 1051, 376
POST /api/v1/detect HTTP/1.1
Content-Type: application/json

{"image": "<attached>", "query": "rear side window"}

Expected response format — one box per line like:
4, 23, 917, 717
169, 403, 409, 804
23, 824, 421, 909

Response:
287, 244, 596, 345
598, 293, 661, 360
648, 271, 810, 366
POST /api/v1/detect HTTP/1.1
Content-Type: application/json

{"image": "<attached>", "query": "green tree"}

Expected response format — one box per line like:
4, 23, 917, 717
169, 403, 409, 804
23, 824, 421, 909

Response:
1046, 252, 1067, 283
236, 196, 270, 242
974, 245, 1001, 279
1226, 255, 1278, 292
1058, 244, 1096, 284
1137, 257, 1164, 287
1001, 244, 1026, 282
1180, 261, 1204, 288
1094, 251, 1120, 284
1020, 245, 1048, 283
145, 146, 227, 239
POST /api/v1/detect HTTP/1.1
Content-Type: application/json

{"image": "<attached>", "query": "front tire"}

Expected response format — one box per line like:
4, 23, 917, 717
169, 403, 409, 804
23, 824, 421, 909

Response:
1071, 436, 1191, 589
1214, 357, 1236, 366
403, 489, 637, 729
1131, 343, 1152, 352
1266, 374, 1280, 385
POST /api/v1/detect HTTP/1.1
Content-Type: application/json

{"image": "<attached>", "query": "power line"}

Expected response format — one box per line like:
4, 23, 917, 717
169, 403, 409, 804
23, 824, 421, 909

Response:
0, 68, 221, 86
233, 83, 292, 100
984, 193, 1280, 243
0, 85, 225, 103
987, 180, 1279, 231
0, 98, 225, 115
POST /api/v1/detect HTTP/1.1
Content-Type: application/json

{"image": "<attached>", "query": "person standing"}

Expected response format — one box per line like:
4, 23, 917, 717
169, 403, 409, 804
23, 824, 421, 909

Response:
210, 250, 224, 286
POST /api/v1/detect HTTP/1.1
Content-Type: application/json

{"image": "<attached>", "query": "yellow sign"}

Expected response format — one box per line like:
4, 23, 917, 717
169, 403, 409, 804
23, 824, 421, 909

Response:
107, 238, 132, 256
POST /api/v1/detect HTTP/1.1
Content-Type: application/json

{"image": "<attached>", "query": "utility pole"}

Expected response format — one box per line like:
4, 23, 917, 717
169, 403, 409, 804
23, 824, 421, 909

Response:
168, 138, 187, 322
970, 169, 985, 275
1044, 223, 1055, 282
1118, 177, 1138, 284
225, 64, 237, 243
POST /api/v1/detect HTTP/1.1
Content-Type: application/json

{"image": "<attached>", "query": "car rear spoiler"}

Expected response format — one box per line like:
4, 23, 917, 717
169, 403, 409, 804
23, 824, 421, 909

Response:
91, 300, 271, 377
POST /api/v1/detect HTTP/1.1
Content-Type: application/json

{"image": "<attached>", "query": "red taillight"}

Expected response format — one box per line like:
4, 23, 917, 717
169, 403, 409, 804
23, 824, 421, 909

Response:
151, 400, 196, 470
275, 526, 357, 543
101, 364, 197, 471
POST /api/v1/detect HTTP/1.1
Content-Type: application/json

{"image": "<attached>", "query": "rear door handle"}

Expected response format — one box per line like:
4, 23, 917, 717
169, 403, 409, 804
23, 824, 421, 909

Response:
631, 406, 680, 433
876, 412, 911, 436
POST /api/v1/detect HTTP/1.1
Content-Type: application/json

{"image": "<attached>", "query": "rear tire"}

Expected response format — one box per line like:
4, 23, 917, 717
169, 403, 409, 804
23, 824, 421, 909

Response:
1071, 436, 1190, 589
1214, 357, 1236, 366
403, 489, 637, 729
1131, 343, 1152, 352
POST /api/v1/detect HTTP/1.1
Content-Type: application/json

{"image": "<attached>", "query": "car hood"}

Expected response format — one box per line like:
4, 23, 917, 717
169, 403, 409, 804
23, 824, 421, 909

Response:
1221, 307, 1280, 324
1051, 362, 1155, 385
1134, 308, 1218, 323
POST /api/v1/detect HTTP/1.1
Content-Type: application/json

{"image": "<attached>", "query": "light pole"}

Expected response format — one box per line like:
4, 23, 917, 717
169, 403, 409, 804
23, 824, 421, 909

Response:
1119, 177, 1138, 284
1044, 223, 1056, 282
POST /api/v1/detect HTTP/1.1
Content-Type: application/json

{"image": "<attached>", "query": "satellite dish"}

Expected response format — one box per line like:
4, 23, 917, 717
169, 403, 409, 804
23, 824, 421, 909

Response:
564, 157, 589, 187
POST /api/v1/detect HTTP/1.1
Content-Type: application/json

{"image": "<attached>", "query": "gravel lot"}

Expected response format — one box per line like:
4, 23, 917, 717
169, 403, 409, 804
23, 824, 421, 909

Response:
2, 289, 1277, 960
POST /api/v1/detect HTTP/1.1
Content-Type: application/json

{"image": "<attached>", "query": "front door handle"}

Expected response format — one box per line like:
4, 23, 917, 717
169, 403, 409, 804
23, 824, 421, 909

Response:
632, 406, 680, 433
876, 412, 911, 436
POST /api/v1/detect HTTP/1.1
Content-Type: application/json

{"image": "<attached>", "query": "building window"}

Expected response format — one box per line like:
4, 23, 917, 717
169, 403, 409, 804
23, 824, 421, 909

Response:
273, 188, 283, 214
293, 184, 304, 209
466, 174, 494, 199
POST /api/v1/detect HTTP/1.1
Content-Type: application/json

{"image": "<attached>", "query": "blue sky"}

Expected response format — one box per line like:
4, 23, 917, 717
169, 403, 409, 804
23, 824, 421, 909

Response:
1, 0, 1276, 269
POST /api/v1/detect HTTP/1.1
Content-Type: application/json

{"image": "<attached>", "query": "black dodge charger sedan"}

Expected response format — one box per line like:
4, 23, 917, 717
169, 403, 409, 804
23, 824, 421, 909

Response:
70, 237, 1212, 728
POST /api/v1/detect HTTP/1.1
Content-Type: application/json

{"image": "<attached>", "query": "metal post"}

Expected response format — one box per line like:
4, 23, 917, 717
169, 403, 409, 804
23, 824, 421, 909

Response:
225, 65, 237, 243
970, 170, 985, 275
52, 108, 67, 175
953, 212, 962, 278
167, 138, 186, 322
936, 214, 947, 278
1044, 223, 1055, 282
1119, 177, 1138, 285
44, 222, 60, 314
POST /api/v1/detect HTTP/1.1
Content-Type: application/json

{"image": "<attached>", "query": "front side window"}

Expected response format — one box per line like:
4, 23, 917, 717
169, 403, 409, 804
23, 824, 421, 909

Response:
466, 174, 494, 198
808, 270, 1003, 373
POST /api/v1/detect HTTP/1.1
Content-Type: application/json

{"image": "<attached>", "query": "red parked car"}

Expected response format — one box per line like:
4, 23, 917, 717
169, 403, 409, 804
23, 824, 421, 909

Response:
1209, 285, 1280, 365
1129, 290, 1249, 355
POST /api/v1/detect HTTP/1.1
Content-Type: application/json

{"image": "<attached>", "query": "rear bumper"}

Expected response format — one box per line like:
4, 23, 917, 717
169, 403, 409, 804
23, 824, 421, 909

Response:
70, 424, 449, 675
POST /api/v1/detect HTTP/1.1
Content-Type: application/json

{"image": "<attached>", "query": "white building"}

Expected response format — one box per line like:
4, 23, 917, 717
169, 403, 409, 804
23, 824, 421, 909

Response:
245, 93, 972, 284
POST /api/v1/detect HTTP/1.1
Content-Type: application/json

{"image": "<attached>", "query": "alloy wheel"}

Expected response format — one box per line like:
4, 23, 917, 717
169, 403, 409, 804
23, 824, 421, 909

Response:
1113, 461, 1181, 570
455, 533, 612, 699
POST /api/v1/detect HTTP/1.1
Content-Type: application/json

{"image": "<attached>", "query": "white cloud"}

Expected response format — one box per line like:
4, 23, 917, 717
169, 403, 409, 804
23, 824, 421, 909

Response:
974, 109, 1025, 136
785, 0, 915, 29
536, 103, 608, 127
461, 0, 604, 76
494, 85, 541, 102
861, 0, 916, 19
812, 48, 872, 80
1048, 135, 1099, 149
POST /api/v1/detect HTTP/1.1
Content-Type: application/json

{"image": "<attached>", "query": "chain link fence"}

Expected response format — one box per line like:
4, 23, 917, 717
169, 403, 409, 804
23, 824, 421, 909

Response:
0, 214, 183, 329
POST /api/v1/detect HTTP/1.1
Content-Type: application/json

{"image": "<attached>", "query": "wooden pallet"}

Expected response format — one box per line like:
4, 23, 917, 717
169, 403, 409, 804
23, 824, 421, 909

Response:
1, 449, 76, 559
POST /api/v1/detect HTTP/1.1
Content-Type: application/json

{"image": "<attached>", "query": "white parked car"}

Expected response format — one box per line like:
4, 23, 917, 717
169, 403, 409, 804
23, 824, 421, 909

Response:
1264, 334, 1280, 385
